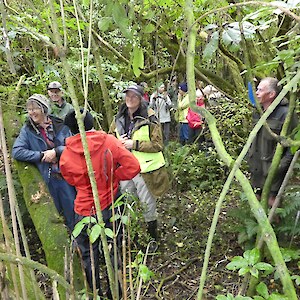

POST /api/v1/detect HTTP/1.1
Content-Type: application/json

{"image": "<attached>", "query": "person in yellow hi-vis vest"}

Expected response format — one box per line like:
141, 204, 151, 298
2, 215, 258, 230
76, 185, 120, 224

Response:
109, 84, 169, 247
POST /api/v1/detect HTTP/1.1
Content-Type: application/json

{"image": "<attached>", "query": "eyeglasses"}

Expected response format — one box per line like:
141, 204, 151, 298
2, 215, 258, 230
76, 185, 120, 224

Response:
27, 107, 42, 113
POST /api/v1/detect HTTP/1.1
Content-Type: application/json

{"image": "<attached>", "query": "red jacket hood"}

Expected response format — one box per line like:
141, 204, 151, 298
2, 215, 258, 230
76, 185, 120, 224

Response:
60, 130, 141, 216
65, 130, 107, 155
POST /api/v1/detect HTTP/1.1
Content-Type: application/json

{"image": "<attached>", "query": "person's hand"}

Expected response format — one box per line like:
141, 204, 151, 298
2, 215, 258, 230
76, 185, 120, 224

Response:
42, 149, 57, 163
120, 134, 133, 150
119, 134, 128, 144
193, 122, 201, 128
123, 139, 134, 150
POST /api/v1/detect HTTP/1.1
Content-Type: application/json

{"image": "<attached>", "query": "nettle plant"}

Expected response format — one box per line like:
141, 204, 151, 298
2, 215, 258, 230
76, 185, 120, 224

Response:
218, 248, 289, 300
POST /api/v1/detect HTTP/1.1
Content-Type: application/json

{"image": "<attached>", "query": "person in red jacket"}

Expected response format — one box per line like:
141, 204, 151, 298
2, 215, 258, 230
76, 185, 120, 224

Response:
186, 89, 206, 148
60, 109, 140, 298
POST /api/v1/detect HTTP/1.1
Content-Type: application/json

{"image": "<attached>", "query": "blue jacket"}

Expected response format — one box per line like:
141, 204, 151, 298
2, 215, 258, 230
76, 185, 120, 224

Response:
12, 116, 71, 183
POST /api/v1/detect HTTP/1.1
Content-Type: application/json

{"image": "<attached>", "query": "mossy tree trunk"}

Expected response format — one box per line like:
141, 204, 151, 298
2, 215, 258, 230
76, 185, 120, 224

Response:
2, 86, 83, 299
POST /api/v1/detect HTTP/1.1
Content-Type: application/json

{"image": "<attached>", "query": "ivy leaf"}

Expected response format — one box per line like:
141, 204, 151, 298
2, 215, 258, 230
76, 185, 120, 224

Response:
72, 216, 97, 239
144, 24, 156, 34
105, 227, 114, 239
291, 125, 300, 154
256, 282, 269, 298
132, 46, 144, 77
121, 215, 129, 225
203, 31, 219, 61
250, 267, 259, 278
98, 17, 112, 32
255, 262, 274, 274
238, 266, 250, 276
110, 214, 121, 222
112, 2, 132, 39
89, 224, 101, 244
139, 264, 154, 282
244, 248, 260, 265
291, 275, 300, 285
226, 256, 248, 270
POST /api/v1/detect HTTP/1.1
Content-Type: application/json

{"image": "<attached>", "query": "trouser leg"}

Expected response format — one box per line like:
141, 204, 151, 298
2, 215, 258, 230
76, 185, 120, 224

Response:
132, 174, 157, 223
74, 214, 101, 295
162, 122, 170, 145
48, 177, 76, 230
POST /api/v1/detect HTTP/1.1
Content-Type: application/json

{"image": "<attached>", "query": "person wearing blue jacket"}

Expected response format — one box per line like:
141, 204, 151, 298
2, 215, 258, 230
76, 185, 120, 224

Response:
12, 94, 76, 230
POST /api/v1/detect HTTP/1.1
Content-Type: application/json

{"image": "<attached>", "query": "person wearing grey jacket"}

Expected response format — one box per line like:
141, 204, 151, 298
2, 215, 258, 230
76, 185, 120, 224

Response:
248, 77, 298, 208
149, 83, 172, 145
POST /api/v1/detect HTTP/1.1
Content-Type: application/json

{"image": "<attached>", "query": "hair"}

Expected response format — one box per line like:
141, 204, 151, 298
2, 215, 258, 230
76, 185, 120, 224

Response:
262, 77, 282, 97
64, 109, 94, 134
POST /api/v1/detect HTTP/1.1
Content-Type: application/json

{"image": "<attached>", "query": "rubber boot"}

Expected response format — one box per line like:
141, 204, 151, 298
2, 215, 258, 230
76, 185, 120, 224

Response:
147, 220, 158, 240
147, 220, 158, 252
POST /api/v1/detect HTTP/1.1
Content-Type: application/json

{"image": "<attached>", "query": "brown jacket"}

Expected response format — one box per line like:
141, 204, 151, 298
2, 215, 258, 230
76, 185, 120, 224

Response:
109, 102, 169, 197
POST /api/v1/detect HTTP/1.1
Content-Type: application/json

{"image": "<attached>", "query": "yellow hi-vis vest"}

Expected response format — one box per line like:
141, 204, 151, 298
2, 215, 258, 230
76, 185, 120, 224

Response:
117, 125, 165, 173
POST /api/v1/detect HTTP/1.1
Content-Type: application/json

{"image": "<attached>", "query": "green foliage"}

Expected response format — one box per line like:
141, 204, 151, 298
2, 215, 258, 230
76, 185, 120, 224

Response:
167, 143, 226, 193
226, 248, 274, 278
290, 125, 300, 154
230, 162, 300, 246
131, 251, 155, 283
254, 282, 288, 300
291, 275, 300, 286
132, 46, 144, 77
275, 182, 300, 237
207, 97, 252, 156
216, 294, 252, 300
279, 248, 300, 263
228, 192, 258, 248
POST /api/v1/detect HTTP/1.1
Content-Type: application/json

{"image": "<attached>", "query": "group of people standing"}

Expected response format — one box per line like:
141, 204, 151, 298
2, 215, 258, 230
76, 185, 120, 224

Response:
11, 76, 298, 297
140, 78, 215, 148
12, 81, 169, 297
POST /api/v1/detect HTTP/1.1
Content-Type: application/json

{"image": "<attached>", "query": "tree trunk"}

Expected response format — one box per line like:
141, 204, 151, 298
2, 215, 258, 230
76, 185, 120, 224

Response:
2, 86, 83, 299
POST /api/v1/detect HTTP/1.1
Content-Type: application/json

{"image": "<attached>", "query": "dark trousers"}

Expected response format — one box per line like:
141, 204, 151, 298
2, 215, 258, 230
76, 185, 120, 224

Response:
48, 175, 76, 230
74, 205, 123, 296
188, 127, 205, 147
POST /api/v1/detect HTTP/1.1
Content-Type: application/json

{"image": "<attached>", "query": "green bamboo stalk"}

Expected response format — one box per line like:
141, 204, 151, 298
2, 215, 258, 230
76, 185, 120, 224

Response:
184, 1, 298, 299
0, 99, 28, 300
0, 252, 71, 292
48, 1, 116, 298
0, 191, 19, 298
261, 92, 297, 209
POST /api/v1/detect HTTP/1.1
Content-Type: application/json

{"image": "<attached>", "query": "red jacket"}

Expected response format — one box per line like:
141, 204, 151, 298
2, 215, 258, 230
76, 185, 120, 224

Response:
186, 99, 205, 129
60, 131, 140, 216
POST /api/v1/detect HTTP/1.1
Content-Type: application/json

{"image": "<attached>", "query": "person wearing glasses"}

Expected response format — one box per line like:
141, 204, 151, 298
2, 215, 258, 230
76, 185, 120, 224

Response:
110, 84, 169, 246
12, 94, 76, 230
47, 81, 73, 120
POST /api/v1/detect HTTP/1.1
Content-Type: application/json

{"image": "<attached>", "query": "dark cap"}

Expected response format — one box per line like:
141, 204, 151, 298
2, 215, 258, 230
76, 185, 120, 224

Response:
123, 84, 144, 98
48, 81, 62, 90
179, 82, 188, 92
64, 109, 94, 134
